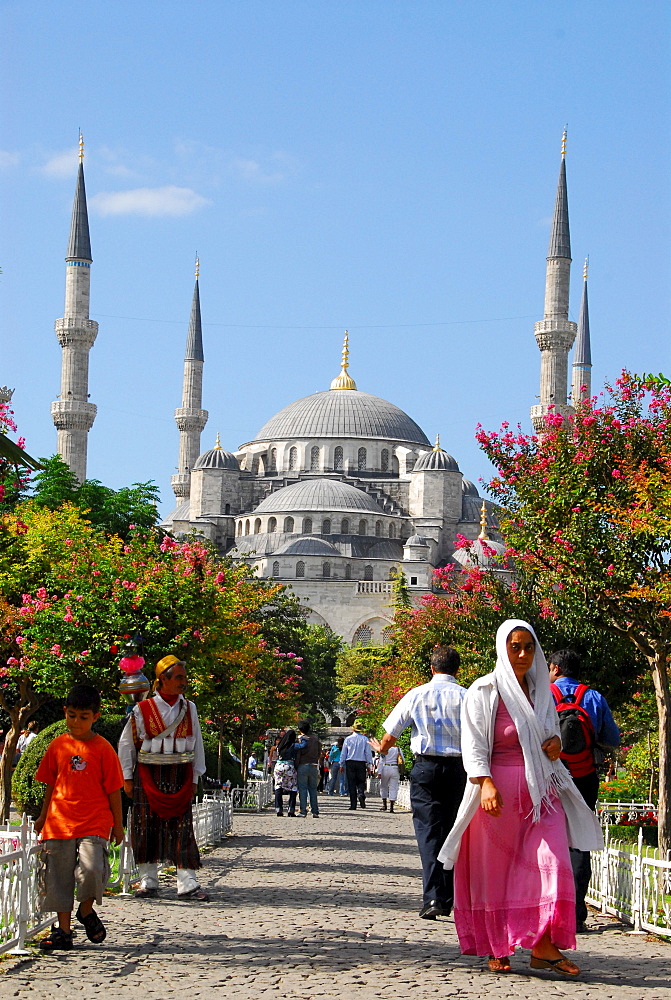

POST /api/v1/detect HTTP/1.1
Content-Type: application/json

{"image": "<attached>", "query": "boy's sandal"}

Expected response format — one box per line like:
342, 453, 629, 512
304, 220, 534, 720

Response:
487, 955, 511, 973
177, 887, 210, 901
75, 905, 106, 944
530, 956, 580, 977
40, 924, 74, 951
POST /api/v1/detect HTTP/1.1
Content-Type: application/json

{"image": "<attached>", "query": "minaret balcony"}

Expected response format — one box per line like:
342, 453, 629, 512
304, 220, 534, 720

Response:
174, 408, 208, 432
171, 474, 191, 498
50, 400, 97, 431
54, 317, 99, 348
533, 319, 577, 352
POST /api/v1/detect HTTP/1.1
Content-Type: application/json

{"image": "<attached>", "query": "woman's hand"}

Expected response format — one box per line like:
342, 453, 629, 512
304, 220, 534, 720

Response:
478, 777, 503, 816
542, 736, 561, 761
123, 779, 134, 798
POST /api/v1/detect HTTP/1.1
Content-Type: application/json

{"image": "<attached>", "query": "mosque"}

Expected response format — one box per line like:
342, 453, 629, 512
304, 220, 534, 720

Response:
48, 133, 592, 646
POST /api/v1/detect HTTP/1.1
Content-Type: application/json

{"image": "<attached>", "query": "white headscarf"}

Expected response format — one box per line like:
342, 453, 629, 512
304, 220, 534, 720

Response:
494, 618, 573, 822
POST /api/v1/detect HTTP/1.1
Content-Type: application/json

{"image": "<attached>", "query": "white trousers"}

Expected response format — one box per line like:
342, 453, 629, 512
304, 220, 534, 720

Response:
138, 862, 200, 894
379, 765, 400, 801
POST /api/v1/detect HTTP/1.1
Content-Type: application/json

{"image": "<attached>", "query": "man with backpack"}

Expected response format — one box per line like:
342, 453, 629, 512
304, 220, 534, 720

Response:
549, 649, 620, 932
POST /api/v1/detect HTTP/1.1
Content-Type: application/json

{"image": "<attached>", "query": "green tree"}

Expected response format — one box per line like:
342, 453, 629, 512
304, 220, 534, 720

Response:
477, 371, 671, 852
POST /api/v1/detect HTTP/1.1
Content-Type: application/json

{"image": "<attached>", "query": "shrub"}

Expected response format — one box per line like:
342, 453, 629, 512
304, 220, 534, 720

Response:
201, 731, 243, 786
599, 773, 651, 803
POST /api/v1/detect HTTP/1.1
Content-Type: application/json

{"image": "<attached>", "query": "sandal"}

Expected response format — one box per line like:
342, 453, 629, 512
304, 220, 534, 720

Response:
134, 885, 159, 898
177, 886, 210, 902
487, 956, 511, 973
530, 955, 580, 977
40, 924, 74, 952
75, 904, 106, 944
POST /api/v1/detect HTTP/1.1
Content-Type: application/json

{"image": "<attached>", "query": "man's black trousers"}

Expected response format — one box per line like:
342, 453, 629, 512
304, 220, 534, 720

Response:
570, 770, 599, 923
345, 760, 367, 808
409, 755, 466, 910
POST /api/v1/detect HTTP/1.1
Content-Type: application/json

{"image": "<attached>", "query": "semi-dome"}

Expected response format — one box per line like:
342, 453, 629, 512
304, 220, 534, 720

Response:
194, 443, 239, 471
254, 479, 382, 515
278, 537, 341, 557
461, 478, 480, 497
246, 389, 430, 447
405, 534, 429, 546
413, 448, 459, 472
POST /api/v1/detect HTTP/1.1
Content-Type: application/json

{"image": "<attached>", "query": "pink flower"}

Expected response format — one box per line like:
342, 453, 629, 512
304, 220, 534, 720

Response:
6, 657, 18, 666
50, 645, 61, 655
606, 565, 614, 576
611, 469, 623, 478
215, 572, 225, 584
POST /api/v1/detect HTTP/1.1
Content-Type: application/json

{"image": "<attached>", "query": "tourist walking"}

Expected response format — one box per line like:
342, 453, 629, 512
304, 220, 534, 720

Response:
295, 720, 321, 817
378, 743, 404, 811
118, 655, 210, 901
327, 737, 344, 794
438, 620, 602, 976
373, 644, 466, 919
340, 720, 373, 810
549, 648, 620, 932
273, 729, 298, 816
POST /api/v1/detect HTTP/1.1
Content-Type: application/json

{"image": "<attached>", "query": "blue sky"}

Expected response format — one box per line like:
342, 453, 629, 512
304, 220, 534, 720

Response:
1, 2, 669, 513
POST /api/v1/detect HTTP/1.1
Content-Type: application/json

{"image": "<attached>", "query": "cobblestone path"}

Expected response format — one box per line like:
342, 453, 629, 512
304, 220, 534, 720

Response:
2, 797, 669, 999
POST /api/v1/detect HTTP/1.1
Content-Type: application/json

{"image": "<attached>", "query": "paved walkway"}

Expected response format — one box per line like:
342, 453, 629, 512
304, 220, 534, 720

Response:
2, 797, 669, 999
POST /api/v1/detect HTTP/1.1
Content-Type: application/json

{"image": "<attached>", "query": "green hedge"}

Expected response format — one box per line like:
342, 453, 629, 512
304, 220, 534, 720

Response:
12, 714, 243, 818
607, 824, 658, 847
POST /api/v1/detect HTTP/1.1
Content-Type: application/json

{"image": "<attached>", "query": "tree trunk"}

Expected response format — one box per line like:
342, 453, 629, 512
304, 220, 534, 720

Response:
651, 648, 671, 856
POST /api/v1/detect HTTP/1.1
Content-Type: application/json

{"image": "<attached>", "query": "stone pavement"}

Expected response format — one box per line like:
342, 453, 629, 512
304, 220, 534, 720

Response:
2, 796, 669, 999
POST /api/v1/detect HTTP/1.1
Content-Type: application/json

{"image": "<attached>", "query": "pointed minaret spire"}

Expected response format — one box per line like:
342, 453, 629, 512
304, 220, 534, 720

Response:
51, 134, 98, 482
530, 130, 578, 432
330, 331, 357, 390
478, 500, 489, 540
171, 258, 208, 502
571, 257, 592, 404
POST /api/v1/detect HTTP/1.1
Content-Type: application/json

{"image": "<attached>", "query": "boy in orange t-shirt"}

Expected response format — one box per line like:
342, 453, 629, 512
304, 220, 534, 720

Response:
34, 684, 124, 951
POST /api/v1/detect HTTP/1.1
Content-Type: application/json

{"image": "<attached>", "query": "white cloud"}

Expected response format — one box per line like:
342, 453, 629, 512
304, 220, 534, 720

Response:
90, 186, 211, 217
41, 147, 79, 178
232, 152, 299, 185
0, 150, 20, 169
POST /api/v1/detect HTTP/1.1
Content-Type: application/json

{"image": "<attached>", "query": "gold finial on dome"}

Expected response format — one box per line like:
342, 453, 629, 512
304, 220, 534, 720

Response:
195, 253, 200, 280
478, 500, 489, 540
330, 330, 358, 391
433, 433, 441, 452
214, 432, 222, 449
583, 255, 589, 281
79, 130, 85, 161
561, 126, 567, 158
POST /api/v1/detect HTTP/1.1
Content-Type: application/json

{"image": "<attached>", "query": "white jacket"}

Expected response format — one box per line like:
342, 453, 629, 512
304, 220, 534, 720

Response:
437, 672, 603, 869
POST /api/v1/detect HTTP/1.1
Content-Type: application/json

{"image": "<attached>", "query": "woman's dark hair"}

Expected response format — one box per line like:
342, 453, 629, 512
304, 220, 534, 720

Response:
65, 684, 101, 713
276, 729, 296, 756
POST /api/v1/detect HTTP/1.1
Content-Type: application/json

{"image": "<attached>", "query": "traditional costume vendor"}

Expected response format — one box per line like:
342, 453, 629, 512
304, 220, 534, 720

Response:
118, 654, 209, 901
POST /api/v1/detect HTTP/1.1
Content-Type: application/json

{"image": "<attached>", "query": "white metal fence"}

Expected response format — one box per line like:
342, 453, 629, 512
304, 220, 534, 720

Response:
0, 793, 234, 955
230, 776, 274, 812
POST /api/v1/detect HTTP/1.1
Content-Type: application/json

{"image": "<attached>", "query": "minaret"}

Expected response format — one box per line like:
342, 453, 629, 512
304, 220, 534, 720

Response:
171, 257, 208, 502
530, 130, 578, 431
50, 133, 98, 482
571, 258, 592, 404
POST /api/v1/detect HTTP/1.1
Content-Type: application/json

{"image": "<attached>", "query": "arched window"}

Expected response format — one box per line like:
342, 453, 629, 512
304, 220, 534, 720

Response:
389, 567, 398, 579
268, 517, 277, 533
334, 446, 344, 471
345, 564, 351, 580
244, 519, 250, 535
310, 446, 320, 471
364, 565, 373, 580
322, 562, 331, 578
353, 624, 373, 647
381, 448, 389, 472
392, 455, 399, 475
341, 518, 349, 534
289, 446, 298, 471
382, 626, 394, 644
296, 561, 305, 578
405, 454, 415, 472
269, 448, 277, 472
237, 521, 242, 536
225, 503, 231, 515
303, 517, 313, 533
322, 518, 331, 535
375, 521, 382, 537
358, 447, 367, 471
251, 455, 260, 475
284, 516, 294, 533
358, 519, 367, 535
254, 518, 261, 534
389, 523, 396, 539
272, 561, 280, 577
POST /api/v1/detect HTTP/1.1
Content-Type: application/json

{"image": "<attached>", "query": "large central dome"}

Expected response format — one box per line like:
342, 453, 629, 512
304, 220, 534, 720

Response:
248, 389, 430, 447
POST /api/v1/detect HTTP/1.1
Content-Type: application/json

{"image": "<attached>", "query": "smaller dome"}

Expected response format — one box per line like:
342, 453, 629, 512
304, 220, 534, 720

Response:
452, 537, 507, 570
405, 534, 429, 546
194, 445, 239, 471
278, 537, 341, 557
254, 479, 382, 515
413, 448, 459, 472
461, 478, 480, 497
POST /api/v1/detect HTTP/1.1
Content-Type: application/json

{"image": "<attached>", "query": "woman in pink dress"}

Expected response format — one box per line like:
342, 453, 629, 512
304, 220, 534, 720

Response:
438, 619, 602, 977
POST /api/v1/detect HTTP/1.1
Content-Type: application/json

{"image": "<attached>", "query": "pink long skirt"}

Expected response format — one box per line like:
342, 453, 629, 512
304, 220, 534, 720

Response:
454, 762, 576, 958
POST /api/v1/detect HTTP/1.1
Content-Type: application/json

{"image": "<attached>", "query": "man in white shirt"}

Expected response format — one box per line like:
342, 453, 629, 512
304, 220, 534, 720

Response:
340, 721, 373, 810
118, 655, 209, 901
375, 645, 466, 920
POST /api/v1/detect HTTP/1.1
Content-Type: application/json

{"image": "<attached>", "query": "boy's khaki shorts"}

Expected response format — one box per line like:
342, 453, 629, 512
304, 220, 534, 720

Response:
38, 836, 110, 913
